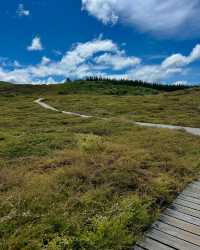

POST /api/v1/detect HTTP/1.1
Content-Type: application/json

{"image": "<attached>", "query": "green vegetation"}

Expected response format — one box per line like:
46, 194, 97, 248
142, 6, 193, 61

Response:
0, 80, 160, 96
85, 77, 192, 92
0, 80, 200, 249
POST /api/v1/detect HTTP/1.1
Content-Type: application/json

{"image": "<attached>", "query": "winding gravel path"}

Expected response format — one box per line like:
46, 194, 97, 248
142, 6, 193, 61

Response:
135, 122, 200, 136
34, 98, 200, 136
34, 98, 92, 118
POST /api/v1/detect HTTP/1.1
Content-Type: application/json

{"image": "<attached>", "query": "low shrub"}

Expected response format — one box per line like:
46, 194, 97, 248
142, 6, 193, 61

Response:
76, 134, 106, 154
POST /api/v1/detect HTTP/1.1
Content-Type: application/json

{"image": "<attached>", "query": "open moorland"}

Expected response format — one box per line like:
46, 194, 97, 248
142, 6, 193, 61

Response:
1, 80, 200, 250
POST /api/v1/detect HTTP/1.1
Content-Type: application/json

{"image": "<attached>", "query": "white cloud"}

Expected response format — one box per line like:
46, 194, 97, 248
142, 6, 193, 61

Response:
28, 38, 120, 79
161, 54, 188, 69
82, 0, 200, 38
128, 45, 200, 82
82, 0, 118, 24
188, 45, 200, 63
0, 38, 200, 84
95, 53, 141, 70
41, 56, 51, 65
27, 36, 43, 51
127, 44, 200, 82
0, 38, 121, 84
0, 67, 30, 84
162, 44, 200, 68
17, 4, 30, 17
129, 65, 183, 82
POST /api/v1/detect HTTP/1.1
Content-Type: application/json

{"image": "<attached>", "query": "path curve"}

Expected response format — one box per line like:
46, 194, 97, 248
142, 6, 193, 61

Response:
34, 98, 200, 137
34, 98, 92, 118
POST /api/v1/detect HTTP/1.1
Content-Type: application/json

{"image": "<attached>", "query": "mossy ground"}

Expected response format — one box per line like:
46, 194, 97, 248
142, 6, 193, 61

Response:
1, 81, 200, 249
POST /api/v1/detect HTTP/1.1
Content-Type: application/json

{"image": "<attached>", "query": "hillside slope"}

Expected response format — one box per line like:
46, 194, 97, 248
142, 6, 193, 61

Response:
0, 81, 200, 250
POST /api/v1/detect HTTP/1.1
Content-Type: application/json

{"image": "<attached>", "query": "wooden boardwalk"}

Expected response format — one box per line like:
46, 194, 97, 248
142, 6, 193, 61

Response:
134, 181, 200, 250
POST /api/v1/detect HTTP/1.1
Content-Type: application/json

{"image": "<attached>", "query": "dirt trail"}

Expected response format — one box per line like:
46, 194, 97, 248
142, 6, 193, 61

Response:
35, 98, 200, 136
35, 98, 92, 118
135, 122, 200, 136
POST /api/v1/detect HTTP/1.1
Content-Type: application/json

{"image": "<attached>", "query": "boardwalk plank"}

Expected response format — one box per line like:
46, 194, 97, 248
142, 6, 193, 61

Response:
186, 186, 200, 195
179, 194, 200, 205
191, 183, 200, 188
174, 198, 200, 211
192, 181, 200, 187
137, 237, 174, 250
146, 228, 200, 250
186, 186, 200, 193
164, 208, 200, 226
182, 190, 200, 200
134, 180, 200, 249
159, 214, 200, 235
188, 184, 200, 191
153, 221, 200, 246
170, 203, 200, 219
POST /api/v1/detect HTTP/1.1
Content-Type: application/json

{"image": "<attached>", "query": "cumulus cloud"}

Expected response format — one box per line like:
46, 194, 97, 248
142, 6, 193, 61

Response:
129, 65, 183, 82
27, 38, 123, 79
0, 38, 200, 84
17, 4, 30, 17
82, 0, 200, 38
95, 53, 141, 70
82, 0, 118, 24
125, 44, 200, 82
162, 44, 200, 68
27, 36, 43, 51
0, 38, 123, 84
0, 67, 30, 84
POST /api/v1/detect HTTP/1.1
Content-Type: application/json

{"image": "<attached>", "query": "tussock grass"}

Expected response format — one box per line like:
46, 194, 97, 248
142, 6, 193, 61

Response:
0, 82, 200, 249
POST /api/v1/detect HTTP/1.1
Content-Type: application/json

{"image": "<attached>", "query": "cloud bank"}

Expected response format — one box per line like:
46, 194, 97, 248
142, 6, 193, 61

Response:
82, 0, 200, 38
0, 38, 200, 84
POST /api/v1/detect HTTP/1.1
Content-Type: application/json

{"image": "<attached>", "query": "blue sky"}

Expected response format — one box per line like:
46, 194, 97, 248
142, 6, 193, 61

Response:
1, 0, 200, 84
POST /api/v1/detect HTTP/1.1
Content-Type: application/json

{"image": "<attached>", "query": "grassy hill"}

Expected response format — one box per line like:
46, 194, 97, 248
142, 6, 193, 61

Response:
0, 80, 160, 96
0, 78, 191, 96
1, 81, 200, 249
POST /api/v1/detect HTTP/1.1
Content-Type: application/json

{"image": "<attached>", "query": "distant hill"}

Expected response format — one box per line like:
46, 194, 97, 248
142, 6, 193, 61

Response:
84, 77, 193, 92
0, 79, 194, 97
